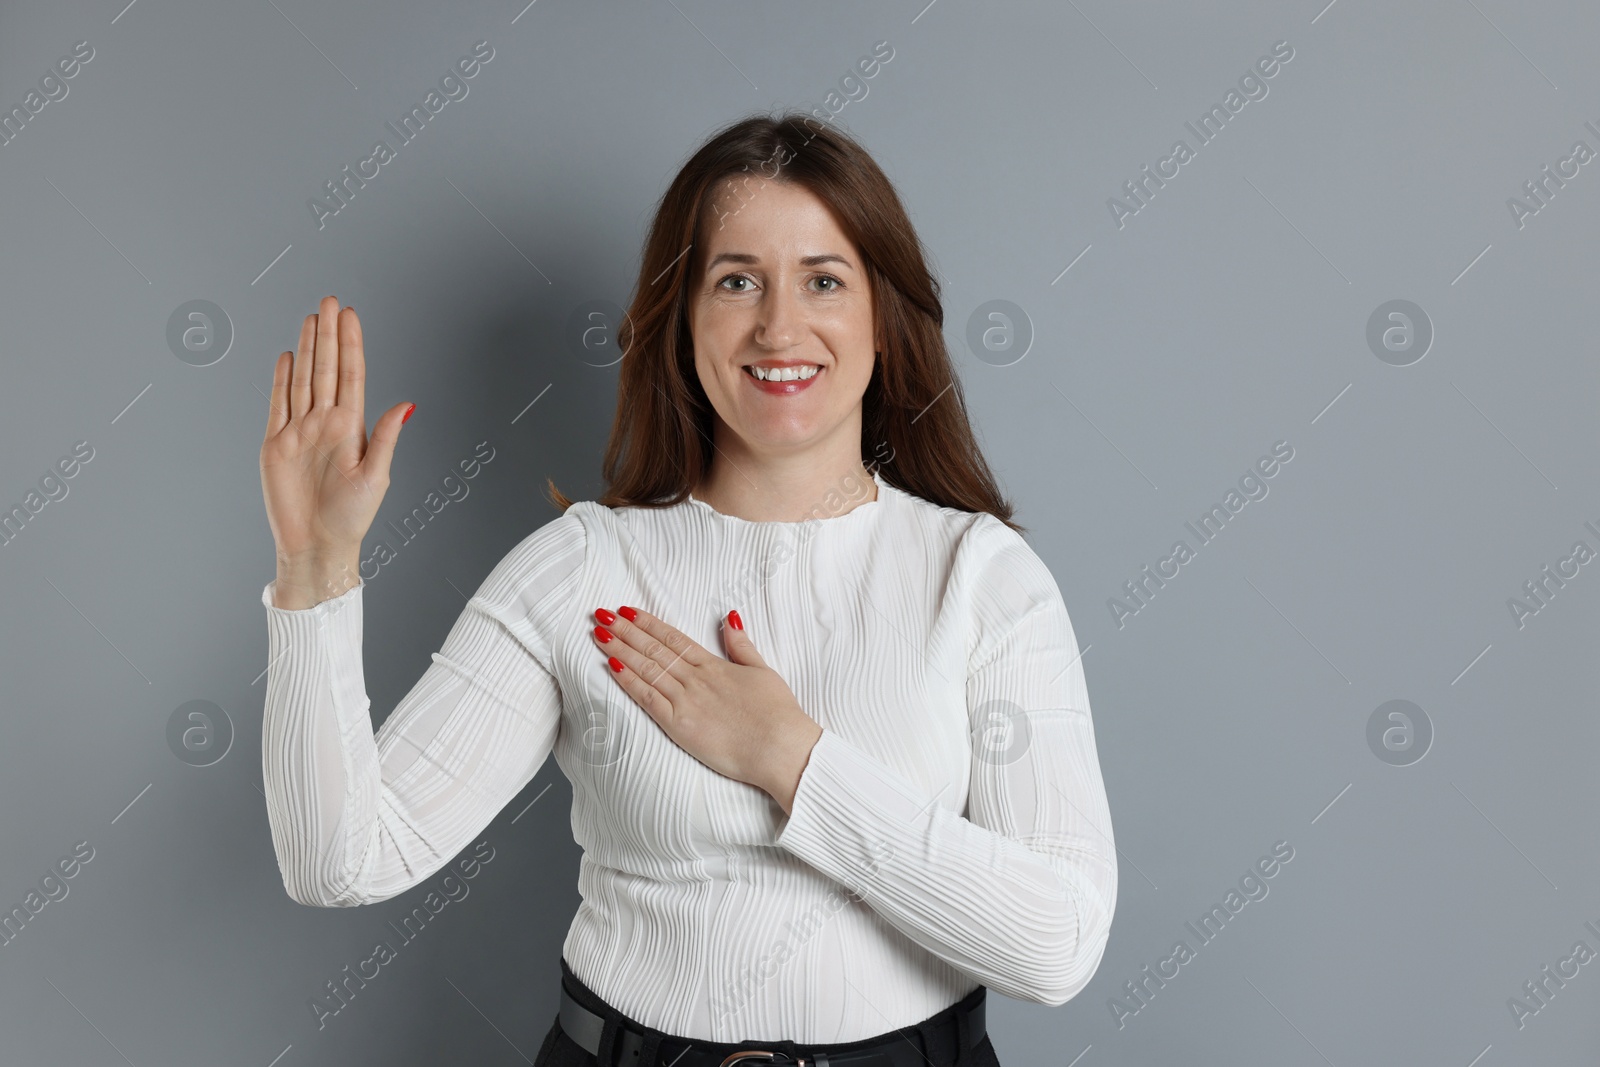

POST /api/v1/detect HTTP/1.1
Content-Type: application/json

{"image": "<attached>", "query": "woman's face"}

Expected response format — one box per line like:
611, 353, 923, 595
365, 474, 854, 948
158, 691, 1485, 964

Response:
688, 178, 878, 461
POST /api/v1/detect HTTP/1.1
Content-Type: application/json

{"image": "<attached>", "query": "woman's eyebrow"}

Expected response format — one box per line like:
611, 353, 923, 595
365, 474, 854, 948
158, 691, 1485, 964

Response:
705, 252, 855, 270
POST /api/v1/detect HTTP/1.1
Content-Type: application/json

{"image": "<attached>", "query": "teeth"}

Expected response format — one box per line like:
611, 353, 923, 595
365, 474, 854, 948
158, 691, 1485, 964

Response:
746, 364, 820, 382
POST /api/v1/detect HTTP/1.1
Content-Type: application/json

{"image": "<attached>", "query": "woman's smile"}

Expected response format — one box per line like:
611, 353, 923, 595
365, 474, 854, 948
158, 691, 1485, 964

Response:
742, 359, 824, 395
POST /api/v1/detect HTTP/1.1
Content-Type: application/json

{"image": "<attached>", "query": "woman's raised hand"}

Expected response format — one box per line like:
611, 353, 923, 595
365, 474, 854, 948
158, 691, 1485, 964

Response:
260, 296, 413, 609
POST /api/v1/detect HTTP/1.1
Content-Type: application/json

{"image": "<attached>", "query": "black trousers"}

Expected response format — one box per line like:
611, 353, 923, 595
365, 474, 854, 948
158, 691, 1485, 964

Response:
533, 957, 1003, 1067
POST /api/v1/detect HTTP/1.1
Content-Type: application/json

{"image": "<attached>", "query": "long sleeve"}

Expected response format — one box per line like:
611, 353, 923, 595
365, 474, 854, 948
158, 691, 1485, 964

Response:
773, 522, 1117, 1007
259, 514, 586, 907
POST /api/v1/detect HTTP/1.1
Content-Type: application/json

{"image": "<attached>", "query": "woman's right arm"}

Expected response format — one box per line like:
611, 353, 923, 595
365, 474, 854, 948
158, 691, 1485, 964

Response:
260, 515, 584, 907
257, 297, 581, 906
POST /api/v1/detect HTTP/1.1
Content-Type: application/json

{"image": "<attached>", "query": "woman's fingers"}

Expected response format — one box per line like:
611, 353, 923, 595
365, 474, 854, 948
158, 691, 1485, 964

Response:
336, 306, 365, 420
265, 350, 291, 441
600, 635, 684, 705
596, 608, 705, 684
608, 659, 671, 722
290, 312, 316, 420
359, 400, 412, 489
311, 295, 341, 410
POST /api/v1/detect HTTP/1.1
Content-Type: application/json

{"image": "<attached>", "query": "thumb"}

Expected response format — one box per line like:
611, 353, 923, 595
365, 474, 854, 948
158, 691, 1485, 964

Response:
721, 610, 766, 666
361, 401, 414, 486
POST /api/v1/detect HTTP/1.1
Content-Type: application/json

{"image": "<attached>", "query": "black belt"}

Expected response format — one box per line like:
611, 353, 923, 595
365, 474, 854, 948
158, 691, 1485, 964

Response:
557, 983, 986, 1067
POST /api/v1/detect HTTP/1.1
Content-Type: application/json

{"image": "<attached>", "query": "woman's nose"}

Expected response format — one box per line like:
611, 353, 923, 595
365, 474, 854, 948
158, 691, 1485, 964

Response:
755, 285, 803, 350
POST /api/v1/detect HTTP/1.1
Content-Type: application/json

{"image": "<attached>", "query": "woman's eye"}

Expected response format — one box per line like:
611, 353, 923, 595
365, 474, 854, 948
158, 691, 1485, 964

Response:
716, 274, 842, 292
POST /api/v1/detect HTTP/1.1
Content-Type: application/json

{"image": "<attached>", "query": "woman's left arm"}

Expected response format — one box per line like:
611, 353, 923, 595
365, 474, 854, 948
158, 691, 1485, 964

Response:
772, 536, 1118, 1008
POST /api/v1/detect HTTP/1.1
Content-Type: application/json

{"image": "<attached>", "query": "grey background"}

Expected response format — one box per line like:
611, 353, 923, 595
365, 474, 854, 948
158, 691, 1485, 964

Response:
1, 0, 1596, 1064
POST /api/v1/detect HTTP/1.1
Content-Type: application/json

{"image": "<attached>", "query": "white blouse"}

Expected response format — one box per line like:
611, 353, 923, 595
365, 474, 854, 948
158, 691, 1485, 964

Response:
259, 466, 1117, 1043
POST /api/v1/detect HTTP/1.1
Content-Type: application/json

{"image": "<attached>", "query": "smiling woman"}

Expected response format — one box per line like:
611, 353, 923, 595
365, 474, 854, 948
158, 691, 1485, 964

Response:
257, 112, 1116, 1067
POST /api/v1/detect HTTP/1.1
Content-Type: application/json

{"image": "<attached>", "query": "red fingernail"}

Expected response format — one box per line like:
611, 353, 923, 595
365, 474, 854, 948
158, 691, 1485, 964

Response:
595, 608, 616, 625
402, 403, 416, 424
727, 609, 743, 631
618, 606, 638, 622
594, 626, 613, 643
608, 656, 624, 672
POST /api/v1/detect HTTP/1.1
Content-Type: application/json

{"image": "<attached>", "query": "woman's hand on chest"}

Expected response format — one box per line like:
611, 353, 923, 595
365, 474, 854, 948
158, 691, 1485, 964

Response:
590, 606, 823, 815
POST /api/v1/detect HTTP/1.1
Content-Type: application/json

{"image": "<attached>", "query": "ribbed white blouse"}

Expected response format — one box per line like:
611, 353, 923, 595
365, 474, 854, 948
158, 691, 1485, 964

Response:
259, 467, 1117, 1043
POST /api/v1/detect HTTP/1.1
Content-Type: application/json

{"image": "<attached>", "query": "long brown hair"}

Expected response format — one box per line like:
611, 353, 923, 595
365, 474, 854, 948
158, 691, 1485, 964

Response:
546, 110, 1021, 534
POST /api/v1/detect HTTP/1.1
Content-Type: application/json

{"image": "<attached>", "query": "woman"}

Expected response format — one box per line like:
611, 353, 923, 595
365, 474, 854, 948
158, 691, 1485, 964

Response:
258, 112, 1116, 1067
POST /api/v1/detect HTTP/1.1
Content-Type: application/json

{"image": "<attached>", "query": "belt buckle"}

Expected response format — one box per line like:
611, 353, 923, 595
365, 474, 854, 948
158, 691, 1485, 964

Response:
719, 1053, 805, 1067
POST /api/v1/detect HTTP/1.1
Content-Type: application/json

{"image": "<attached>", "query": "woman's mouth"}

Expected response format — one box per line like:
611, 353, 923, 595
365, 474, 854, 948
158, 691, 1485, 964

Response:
742, 362, 822, 394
